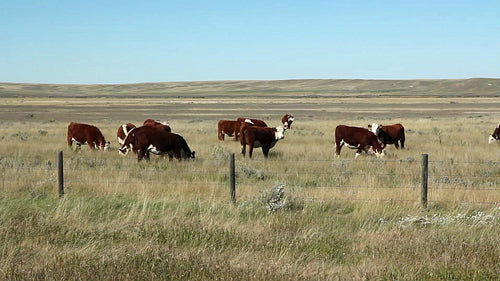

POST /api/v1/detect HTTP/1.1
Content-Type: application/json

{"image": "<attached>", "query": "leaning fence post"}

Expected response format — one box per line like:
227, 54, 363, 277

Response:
58, 150, 64, 198
229, 153, 236, 205
421, 154, 428, 209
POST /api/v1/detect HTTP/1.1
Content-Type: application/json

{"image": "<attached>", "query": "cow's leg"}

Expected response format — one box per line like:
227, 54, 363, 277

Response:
241, 144, 246, 157
174, 149, 182, 161
394, 141, 400, 149
67, 135, 73, 149
262, 146, 270, 158
355, 147, 364, 159
335, 140, 343, 157
400, 138, 405, 149
248, 143, 254, 158
87, 140, 96, 150
137, 149, 146, 161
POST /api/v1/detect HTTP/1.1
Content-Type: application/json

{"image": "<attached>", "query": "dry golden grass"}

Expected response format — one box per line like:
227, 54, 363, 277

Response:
0, 94, 499, 280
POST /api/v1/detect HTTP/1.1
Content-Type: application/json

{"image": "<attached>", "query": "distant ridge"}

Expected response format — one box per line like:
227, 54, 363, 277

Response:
0, 78, 499, 98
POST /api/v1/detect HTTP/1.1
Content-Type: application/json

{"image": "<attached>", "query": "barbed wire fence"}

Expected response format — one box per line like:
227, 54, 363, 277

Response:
0, 151, 498, 208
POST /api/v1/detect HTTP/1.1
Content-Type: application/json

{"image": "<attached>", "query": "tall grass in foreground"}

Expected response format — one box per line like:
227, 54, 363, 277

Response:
0, 118, 499, 280
0, 195, 498, 280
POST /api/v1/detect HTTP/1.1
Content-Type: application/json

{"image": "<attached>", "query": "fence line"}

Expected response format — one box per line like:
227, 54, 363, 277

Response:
0, 151, 499, 207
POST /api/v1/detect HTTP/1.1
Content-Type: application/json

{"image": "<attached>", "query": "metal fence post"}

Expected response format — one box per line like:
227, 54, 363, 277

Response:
229, 153, 236, 205
421, 154, 428, 209
58, 150, 64, 198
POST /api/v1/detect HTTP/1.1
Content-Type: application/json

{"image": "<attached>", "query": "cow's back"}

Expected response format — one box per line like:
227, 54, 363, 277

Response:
335, 125, 370, 144
130, 126, 194, 159
383, 123, 405, 139
237, 118, 267, 127
243, 126, 275, 145
68, 122, 104, 143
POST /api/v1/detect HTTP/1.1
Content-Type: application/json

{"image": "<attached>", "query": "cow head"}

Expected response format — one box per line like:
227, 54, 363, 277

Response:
118, 145, 130, 155
118, 128, 136, 155
368, 145, 385, 158
102, 141, 110, 151
488, 124, 500, 144
368, 123, 382, 135
275, 126, 285, 140
282, 114, 294, 130
182, 150, 196, 160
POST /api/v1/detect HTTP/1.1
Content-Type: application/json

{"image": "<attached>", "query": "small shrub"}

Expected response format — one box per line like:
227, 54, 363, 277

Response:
239, 164, 265, 180
259, 183, 304, 213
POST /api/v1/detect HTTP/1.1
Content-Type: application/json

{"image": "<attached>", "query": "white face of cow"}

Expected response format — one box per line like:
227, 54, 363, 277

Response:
367, 146, 385, 158
284, 115, 294, 130
103, 142, 110, 151
489, 135, 497, 144
275, 126, 285, 140
368, 123, 381, 135
119, 143, 132, 155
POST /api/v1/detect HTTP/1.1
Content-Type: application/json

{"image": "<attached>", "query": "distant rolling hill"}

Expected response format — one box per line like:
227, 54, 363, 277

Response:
0, 78, 499, 98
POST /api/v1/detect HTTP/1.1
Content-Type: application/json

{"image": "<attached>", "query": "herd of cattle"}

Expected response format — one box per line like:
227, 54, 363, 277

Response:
67, 116, 500, 161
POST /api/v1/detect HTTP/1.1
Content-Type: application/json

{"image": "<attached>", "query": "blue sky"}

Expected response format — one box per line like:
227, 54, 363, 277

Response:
1, 0, 499, 84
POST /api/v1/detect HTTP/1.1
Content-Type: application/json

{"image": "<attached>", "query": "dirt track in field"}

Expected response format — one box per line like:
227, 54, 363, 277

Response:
1, 97, 498, 124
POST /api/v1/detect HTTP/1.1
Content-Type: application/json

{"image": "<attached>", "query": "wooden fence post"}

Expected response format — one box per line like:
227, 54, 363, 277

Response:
58, 150, 64, 198
421, 154, 428, 209
229, 153, 236, 205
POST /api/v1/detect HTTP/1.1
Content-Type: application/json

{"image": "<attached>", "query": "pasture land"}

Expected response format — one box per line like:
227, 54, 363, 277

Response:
0, 83, 500, 280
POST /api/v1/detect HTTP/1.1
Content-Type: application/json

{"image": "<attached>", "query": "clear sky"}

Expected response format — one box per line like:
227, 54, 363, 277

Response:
1, 0, 499, 84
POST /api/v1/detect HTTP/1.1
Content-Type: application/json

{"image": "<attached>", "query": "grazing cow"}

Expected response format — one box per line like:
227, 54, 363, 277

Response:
368, 123, 405, 149
119, 126, 195, 161
335, 125, 383, 158
282, 114, 295, 130
143, 118, 171, 132
117, 123, 136, 145
218, 120, 244, 141
67, 122, 110, 151
240, 125, 285, 158
488, 124, 500, 143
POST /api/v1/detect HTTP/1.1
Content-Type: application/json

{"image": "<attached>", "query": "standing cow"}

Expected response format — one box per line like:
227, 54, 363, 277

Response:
488, 124, 500, 144
368, 123, 405, 149
218, 120, 244, 141
119, 126, 195, 161
240, 125, 285, 158
67, 122, 110, 151
335, 125, 383, 158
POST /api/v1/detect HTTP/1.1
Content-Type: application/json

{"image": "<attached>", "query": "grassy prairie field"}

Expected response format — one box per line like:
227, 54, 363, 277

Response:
0, 79, 500, 280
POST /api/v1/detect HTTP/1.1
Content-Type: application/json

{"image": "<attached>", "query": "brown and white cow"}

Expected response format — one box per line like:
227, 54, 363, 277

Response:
236, 117, 268, 127
282, 114, 295, 130
488, 124, 500, 143
143, 118, 171, 132
368, 123, 405, 149
240, 125, 285, 158
119, 126, 195, 161
117, 123, 136, 145
335, 125, 383, 158
67, 122, 110, 151
218, 120, 244, 141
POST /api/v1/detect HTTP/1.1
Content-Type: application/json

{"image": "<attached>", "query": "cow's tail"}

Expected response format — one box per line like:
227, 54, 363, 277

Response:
239, 127, 247, 147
